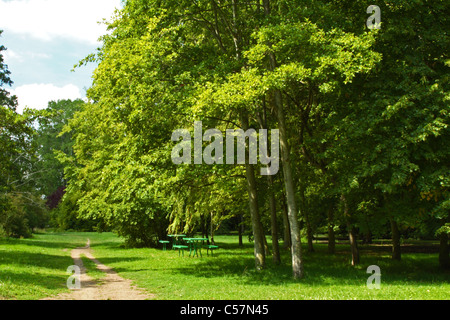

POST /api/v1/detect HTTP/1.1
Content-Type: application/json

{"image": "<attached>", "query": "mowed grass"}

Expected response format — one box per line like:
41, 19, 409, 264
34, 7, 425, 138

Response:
86, 233, 449, 300
1, 231, 449, 300
0, 232, 89, 300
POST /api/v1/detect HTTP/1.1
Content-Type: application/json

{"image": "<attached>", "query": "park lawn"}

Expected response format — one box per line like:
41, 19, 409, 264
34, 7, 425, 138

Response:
0, 231, 448, 300
0, 232, 89, 300
86, 232, 449, 300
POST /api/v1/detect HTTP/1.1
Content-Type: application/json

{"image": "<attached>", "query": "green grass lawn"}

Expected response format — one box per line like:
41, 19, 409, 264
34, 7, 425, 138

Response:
0, 232, 88, 300
1, 231, 448, 300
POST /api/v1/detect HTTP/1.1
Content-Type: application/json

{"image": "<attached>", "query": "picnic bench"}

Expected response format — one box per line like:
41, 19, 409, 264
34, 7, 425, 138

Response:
165, 235, 219, 257
167, 234, 186, 250
158, 240, 170, 251
172, 244, 189, 256
184, 238, 208, 257
205, 244, 219, 256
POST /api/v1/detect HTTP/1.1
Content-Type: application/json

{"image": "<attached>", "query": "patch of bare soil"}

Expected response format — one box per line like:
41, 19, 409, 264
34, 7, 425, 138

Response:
42, 239, 154, 300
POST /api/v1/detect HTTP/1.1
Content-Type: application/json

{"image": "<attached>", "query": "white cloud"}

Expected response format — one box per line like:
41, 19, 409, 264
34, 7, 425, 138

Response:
2, 48, 23, 62
3, 49, 52, 63
0, 0, 122, 44
12, 83, 82, 113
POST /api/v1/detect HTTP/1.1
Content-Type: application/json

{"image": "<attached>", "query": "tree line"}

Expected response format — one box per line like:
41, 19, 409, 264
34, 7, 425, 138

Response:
1, 1, 448, 278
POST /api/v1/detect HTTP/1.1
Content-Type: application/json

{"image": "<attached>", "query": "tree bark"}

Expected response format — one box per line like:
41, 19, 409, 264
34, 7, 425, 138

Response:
256, 104, 281, 264
439, 232, 449, 269
390, 216, 401, 260
300, 187, 314, 253
264, 0, 303, 278
282, 198, 291, 249
348, 225, 360, 266
268, 176, 281, 264
439, 219, 449, 269
341, 194, 359, 265
241, 113, 265, 270
273, 89, 303, 278
327, 203, 335, 254
210, 212, 216, 245
262, 229, 270, 257
238, 214, 244, 247
244, 161, 266, 270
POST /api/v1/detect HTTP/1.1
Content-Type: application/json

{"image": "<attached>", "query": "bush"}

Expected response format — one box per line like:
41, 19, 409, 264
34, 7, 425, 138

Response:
0, 193, 50, 238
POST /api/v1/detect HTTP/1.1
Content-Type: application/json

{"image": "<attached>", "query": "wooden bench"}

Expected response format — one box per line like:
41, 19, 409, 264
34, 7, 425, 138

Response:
172, 244, 189, 256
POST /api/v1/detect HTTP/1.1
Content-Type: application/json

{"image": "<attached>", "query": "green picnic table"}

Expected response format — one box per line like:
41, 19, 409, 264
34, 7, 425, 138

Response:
168, 234, 188, 255
158, 240, 170, 251
168, 234, 186, 248
184, 237, 208, 257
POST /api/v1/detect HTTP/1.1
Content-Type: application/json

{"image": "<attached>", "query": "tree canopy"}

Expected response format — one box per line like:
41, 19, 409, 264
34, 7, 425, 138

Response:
1, 1, 448, 274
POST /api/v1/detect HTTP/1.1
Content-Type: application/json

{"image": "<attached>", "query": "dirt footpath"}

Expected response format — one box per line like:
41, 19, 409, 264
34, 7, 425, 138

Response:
42, 239, 154, 300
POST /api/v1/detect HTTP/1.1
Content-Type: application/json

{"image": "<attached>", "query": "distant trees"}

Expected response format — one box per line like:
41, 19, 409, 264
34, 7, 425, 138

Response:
34, 99, 101, 231
0, 31, 46, 237
1, 30, 94, 236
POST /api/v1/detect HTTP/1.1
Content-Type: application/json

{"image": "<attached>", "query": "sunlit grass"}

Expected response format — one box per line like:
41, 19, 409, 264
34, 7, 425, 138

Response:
0, 232, 88, 300
88, 233, 449, 300
1, 231, 448, 300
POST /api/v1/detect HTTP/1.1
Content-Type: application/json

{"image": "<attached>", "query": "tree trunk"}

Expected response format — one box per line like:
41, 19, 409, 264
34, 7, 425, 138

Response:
439, 220, 449, 269
241, 113, 265, 270
348, 224, 360, 266
274, 89, 303, 278
301, 187, 314, 253
342, 195, 359, 265
256, 102, 281, 264
210, 212, 216, 245
390, 217, 401, 260
282, 198, 291, 249
327, 204, 335, 254
262, 230, 270, 257
364, 214, 373, 244
244, 162, 266, 270
268, 177, 281, 264
238, 214, 244, 247
201, 214, 208, 239
263, 0, 302, 278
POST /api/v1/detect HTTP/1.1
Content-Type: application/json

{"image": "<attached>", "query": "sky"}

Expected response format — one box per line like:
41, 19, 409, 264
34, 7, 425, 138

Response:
0, 0, 123, 113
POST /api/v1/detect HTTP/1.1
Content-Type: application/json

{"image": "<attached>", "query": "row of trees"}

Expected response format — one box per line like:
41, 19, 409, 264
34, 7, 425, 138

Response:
0, 32, 92, 237
59, 0, 448, 278
2, 1, 449, 278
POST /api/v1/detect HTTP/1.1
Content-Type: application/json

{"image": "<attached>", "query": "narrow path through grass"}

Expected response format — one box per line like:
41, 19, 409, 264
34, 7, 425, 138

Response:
1, 231, 448, 300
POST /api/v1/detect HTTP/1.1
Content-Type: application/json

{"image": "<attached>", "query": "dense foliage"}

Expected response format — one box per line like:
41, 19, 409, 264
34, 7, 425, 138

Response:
1, 1, 448, 275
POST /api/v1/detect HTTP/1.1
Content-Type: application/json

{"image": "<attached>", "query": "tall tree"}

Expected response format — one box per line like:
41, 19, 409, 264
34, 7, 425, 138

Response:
325, 0, 449, 264
1, 31, 47, 237
33, 99, 84, 199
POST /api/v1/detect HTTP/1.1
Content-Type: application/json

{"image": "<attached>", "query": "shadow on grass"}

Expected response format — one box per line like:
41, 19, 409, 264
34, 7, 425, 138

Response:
0, 250, 73, 271
0, 269, 67, 291
88, 255, 149, 274
0, 250, 74, 299
166, 243, 449, 287
0, 234, 88, 250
